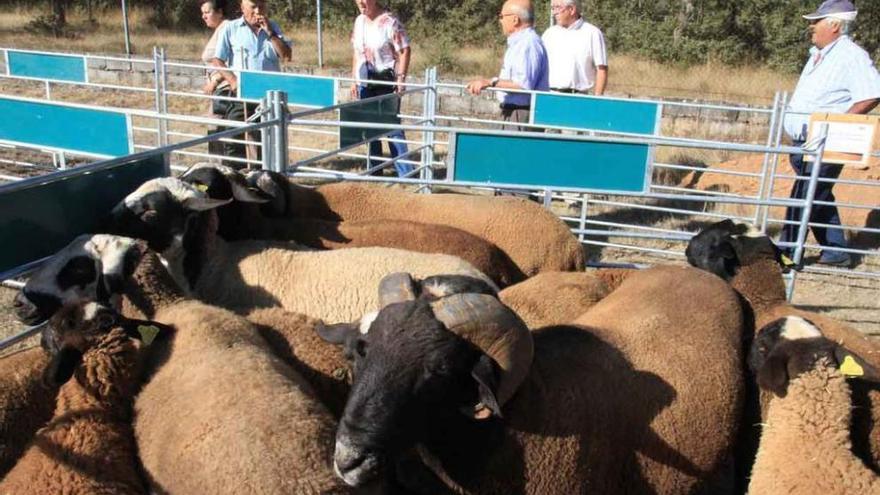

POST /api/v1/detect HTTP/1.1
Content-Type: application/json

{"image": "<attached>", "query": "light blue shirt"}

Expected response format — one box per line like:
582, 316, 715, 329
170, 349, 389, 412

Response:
784, 35, 880, 140
497, 27, 550, 107
214, 17, 291, 72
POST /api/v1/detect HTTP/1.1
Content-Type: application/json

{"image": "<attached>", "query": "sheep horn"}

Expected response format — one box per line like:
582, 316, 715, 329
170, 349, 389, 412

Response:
430, 293, 533, 409
378, 272, 418, 308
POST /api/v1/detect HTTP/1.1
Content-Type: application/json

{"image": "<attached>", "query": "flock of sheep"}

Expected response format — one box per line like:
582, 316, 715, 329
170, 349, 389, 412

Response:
0, 163, 877, 494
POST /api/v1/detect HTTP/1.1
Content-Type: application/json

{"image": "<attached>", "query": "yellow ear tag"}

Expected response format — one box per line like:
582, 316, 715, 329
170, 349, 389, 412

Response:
194, 183, 209, 193
780, 254, 796, 267
840, 355, 864, 377
137, 325, 160, 346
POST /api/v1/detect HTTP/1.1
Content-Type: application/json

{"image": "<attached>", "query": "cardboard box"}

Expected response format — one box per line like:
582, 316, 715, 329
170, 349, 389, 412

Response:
806, 113, 880, 167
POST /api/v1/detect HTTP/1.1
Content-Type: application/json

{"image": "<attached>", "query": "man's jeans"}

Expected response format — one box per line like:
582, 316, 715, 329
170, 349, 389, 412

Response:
780, 142, 847, 250
357, 85, 413, 177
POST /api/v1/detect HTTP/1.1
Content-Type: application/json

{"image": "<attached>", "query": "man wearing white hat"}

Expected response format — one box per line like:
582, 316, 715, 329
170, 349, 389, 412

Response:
780, 0, 880, 266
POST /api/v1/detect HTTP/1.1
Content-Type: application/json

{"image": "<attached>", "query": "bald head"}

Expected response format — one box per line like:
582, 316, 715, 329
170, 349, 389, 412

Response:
503, 0, 533, 24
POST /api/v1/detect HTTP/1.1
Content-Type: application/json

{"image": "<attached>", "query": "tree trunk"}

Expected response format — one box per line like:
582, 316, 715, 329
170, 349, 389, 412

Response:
50, 0, 66, 36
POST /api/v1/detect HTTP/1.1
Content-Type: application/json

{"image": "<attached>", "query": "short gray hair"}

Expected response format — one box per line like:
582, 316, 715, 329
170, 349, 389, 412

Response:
509, 3, 533, 24
826, 16, 853, 35
560, 0, 581, 14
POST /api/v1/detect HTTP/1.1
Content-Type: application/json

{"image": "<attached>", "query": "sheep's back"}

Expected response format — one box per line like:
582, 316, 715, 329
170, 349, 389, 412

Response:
315, 182, 585, 276
570, 265, 744, 494
197, 245, 495, 324
136, 301, 344, 495
0, 347, 55, 478
500, 271, 611, 328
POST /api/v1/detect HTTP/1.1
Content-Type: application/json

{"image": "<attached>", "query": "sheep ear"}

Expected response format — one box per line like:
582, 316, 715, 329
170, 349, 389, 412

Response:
44, 347, 83, 387
316, 322, 358, 345
468, 354, 502, 420
756, 354, 790, 398
181, 196, 232, 212
834, 348, 880, 382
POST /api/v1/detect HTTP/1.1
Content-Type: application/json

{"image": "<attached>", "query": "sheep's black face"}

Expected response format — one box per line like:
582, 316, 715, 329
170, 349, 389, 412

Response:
330, 301, 489, 487
685, 224, 739, 280
180, 167, 235, 201
110, 189, 191, 254
15, 235, 139, 325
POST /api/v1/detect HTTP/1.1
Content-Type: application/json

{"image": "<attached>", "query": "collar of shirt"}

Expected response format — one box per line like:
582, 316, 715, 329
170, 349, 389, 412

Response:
507, 27, 536, 47
809, 36, 845, 66
566, 18, 584, 31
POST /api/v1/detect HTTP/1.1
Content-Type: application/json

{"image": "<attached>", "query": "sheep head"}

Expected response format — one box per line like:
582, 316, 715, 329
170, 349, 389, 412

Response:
749, 316, 880, 398
180, 163, 271, 205
317, 272, 531, 488
14, 234, 179, 325
42, 301, 168, 393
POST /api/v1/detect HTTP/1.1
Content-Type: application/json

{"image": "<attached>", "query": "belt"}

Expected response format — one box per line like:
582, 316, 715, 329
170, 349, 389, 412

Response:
500, 103, 531, 111
551, 88, 580, 94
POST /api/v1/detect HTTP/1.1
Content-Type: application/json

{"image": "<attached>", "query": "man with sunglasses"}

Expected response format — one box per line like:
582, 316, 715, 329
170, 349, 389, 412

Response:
466, 0, 549, 131
542, 0, 607, 96
780, 0, 880, 267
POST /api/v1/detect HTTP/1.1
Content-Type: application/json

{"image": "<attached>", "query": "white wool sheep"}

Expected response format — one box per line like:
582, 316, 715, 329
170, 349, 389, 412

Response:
109, 177, 497, 323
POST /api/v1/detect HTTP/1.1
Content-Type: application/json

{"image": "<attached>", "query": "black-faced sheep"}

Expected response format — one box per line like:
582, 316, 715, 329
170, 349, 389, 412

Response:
104, 177, 497, 323
12, 234, 363, 494
180, 165, 525, 288
686, 219, 880, 472
239, 171, 585, 277
319, 266, 745, 494
747, 316, 880, 495
0, 347, 56, 478
0, 301, 154, 494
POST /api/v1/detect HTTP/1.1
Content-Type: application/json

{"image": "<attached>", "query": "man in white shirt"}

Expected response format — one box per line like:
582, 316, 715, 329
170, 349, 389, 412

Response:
542, 0, 607, 95
779, 0, 880, 267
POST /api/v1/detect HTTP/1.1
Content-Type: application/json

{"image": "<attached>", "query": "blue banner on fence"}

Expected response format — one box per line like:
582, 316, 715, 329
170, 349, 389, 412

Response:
532, 94, 660, 135
239, 71, 335, 107
6, 50, 87, 83
0, 97, 130, 157
452, 133, 649, 193
0, 155, 166, 276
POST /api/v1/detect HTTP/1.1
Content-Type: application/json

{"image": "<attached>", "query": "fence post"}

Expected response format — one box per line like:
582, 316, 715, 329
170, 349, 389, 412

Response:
760, 91, 788, 233
271, 90, 289, 173
754, 90, 781, 232
260, 93, 274, 171
790, 123, 829, 272
153, 47, 168, 148
419, 66, 437, 193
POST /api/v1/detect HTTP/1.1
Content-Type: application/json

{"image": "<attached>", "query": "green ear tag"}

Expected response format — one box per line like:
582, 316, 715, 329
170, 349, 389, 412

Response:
840, 355, 864, 377
137, 325, 160, 346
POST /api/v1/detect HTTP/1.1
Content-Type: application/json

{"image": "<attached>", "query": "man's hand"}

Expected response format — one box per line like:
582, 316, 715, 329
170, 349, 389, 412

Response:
202, 80, 217, 95
395, 75, 406, 94
256, 14, 271, 35
466, 79, 490, 95
350, 83, 359, 99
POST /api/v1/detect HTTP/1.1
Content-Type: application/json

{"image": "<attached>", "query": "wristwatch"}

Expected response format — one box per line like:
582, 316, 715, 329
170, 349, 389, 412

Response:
490, 77, 500, 87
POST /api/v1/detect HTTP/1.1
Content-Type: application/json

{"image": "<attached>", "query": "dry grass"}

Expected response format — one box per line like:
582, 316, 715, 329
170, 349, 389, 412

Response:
0, 7, 797, 105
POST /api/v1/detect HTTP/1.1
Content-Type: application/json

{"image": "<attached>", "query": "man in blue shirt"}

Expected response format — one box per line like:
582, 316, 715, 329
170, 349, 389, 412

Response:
211, 0, 292, 168
780, 0, 880, 266
466, 0, 549, 131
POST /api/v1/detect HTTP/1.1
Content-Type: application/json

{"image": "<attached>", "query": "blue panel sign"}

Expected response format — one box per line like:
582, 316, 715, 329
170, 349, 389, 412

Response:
0, 155, 166, 275
533, 94, 660, 135
0, 97, 130, 157
7, 50, 87, 83
453, 133, 649, 193
240, 71, 336, 107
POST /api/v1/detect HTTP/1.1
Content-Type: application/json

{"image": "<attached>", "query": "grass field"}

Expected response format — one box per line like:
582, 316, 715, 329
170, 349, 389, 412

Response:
0, 6, 798, 105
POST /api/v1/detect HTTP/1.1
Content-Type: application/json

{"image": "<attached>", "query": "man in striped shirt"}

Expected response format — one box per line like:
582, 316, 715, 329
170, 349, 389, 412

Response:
780, 0, 880, 267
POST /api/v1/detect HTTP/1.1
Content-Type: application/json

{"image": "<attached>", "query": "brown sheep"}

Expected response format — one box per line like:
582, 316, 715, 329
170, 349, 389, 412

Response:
747, 316, 880, 495
685, 219, 880, 473
323, 266, 745, 494
499, 271, 613, 328
251, 174, 585, 277
180, 165, 525, 288
0, 347, 55, 478
0, 302, 153, 494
